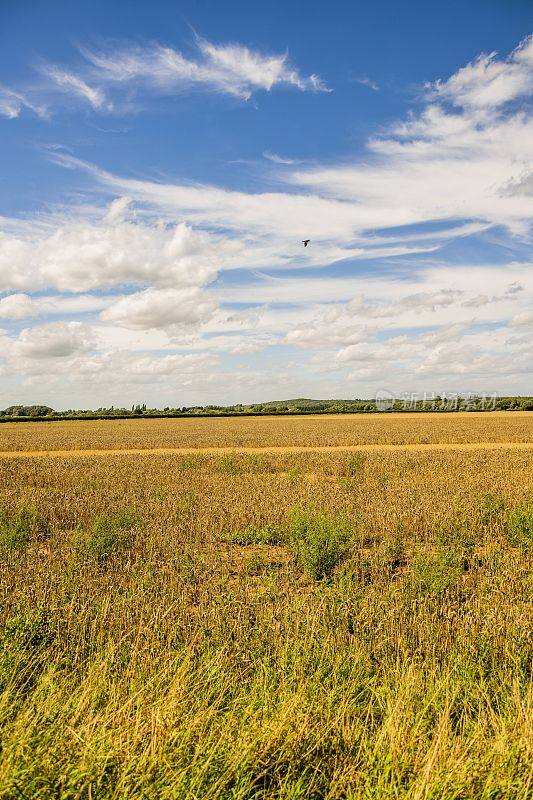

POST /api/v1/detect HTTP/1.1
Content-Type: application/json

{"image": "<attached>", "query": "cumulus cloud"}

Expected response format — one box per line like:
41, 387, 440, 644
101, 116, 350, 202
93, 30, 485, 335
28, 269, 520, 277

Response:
104, 351, 217, 379
347, 289, 464, 318
201, 333, 279, 355
329, 321, 533, 392
101, 286, 217, 331
12, 321, 96, 359
0, 203, 229, 293
0, 294, 37, 319
286, 305, 370, 350
284, 264, 533, 382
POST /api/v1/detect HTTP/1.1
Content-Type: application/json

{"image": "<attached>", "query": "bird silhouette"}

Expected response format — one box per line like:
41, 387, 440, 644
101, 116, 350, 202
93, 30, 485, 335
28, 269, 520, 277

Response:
302, 239, 310, 247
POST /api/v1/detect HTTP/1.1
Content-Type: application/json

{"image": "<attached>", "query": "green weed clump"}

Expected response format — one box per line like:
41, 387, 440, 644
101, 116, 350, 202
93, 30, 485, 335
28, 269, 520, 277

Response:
289, 510, 354, 580
0, 506, 49, 559
343, 452, 366, 477
411, 546, 465, 596
506, 504, 533, 549
479, 493, 506, 527
216, 454, 242, 475
72, 509, 142, 568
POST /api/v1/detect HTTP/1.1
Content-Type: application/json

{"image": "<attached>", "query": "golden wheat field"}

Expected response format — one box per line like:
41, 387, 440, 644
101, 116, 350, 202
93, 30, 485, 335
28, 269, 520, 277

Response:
0, 413, 531, 799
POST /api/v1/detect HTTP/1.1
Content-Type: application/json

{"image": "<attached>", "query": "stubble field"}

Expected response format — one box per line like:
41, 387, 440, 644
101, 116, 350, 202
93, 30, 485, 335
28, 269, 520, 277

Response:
0, 413, 531, 798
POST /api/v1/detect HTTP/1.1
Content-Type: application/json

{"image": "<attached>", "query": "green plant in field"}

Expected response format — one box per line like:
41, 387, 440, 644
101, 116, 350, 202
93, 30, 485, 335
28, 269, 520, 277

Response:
243, 453, 268, 473
222, 525, 283, 546
377, 536, 407, 572
289, 510, 353, 580
72, 509, 142, 568
0, 506, 49, 559
243, 553, 270, 575
287, 465, 302, 482
506, 504, 533, 549
436, 521, 475, 552
479, 493, 506, 527
216, 454, 241, 475
411, 545, 465, 596
0, 608, 56, 693
343, 452, 366, 477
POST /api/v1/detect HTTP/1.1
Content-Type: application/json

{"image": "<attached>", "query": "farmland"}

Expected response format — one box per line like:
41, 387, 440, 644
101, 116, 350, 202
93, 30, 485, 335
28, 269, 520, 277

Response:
0, 413, 531, 798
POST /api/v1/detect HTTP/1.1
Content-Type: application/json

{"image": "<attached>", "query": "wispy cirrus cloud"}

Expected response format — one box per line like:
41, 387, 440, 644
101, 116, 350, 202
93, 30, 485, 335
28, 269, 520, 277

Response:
0, 85, 48, 119
0, 35, 328, 119
428, 34, 533, 110
80, 35, 329, 101
40, 66, 109, 110
262, 151, 302, 165
354, 76, 379, 91
288, 38, 533, 237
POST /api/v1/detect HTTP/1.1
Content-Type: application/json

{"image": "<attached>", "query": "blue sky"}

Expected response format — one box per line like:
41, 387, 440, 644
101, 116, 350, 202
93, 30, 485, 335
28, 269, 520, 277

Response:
0, 0, 532, 408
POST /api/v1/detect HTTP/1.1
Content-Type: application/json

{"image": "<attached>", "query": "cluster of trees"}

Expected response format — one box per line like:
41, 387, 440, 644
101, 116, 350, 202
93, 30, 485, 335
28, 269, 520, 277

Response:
0, 405, 55, 417
1, 396, 532, 421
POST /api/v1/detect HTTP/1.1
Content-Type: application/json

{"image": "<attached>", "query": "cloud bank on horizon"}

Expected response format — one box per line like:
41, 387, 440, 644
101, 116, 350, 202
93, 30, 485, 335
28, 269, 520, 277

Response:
0, 5, 532, 408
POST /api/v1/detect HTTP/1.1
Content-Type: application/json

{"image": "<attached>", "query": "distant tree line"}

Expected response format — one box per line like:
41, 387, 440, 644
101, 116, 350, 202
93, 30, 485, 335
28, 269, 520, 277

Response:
0, 396, 532, 421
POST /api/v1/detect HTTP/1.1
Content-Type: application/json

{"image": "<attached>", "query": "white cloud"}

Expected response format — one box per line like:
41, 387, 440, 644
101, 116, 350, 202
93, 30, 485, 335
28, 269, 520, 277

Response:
0, 86, 47, 119
12, 321, 96, 359
0, 294, 37, 319
346, 289, 464, 318
0, 293, 116, 320
429, 35, 533, 110
263, 151, 300, 165
0, 203, 230, 293
332, 322, 533, 391
57, 155, 451, 268
284, 36, 533, 238
201, 333, 279, 355
104, 351, 216, 378
81, 36, 328, 101
355, 76, 379, 91
1, 34, 326, 120
42, 66, 108, 110
283, 264, 533, 384
101, 286, 217, 331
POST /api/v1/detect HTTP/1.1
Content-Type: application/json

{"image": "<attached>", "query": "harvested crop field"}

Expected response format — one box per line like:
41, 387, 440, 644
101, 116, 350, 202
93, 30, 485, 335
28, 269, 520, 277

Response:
0, 413, 531, 799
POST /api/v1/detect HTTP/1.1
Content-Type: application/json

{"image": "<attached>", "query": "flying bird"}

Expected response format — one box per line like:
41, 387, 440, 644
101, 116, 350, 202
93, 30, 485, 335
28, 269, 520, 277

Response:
302, 239, 310, 247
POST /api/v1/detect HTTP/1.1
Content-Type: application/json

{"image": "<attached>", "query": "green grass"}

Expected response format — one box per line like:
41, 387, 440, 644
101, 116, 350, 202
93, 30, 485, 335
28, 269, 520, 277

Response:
0, 484, 530, 798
